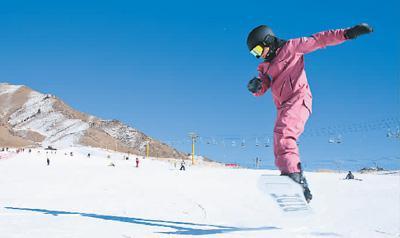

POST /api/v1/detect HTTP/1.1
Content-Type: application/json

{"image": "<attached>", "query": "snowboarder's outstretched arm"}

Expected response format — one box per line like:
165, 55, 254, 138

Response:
290, 23, 373, 54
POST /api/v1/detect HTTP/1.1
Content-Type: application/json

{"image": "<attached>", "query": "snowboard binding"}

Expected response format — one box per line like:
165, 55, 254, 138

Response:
281, 163, 313, 203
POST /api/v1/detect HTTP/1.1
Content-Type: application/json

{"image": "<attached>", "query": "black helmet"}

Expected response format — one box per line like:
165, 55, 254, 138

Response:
247, 25, 275, 51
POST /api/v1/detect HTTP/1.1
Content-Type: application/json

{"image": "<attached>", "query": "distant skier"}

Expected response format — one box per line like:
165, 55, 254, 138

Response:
255, 157, 261, 169
180, 159, 186, 171
345, 171, 355, 180
246, 23, 373, 202
136, 157, 140, 168
46, 158, 50, 166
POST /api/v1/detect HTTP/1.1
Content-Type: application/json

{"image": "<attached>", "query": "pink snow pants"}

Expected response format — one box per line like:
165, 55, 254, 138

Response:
273, 98, 311, 174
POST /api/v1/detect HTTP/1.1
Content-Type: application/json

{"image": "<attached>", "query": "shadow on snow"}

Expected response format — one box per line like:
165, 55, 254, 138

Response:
5, 206, 279, 235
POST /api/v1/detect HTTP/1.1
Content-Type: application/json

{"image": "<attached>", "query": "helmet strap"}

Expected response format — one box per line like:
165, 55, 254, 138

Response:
263, 36, 287, 62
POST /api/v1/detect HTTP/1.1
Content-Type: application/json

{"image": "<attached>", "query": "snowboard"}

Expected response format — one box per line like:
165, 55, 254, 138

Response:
258, 174, 312, 215
342, 178, 363, 181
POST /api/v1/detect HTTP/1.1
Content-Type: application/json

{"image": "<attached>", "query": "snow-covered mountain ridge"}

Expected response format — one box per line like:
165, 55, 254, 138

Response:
0, 82, 186, 159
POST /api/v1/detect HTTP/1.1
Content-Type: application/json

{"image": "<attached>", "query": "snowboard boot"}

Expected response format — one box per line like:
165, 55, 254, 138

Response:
281, 163, 313, 203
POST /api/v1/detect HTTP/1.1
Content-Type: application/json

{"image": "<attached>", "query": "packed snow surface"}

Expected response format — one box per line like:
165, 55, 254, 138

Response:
0, 147, 399, 238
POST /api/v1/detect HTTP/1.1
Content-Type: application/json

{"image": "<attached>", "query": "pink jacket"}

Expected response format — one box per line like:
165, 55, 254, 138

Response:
254, 29, 348, 112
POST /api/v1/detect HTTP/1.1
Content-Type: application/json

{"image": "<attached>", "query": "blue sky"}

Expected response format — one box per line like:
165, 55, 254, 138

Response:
0, 0, 399, 170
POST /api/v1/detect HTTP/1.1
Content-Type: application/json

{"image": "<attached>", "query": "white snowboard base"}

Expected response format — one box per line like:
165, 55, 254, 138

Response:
258, 174, 312, 215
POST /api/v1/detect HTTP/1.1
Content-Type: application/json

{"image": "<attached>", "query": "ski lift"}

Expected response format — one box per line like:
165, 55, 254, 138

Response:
386, 132, 391, 138
336, 135, 343, 144
264, 137, 271, 147
231, 140, 236, 147
387, 127, 400, 139
204, 137, 216, 145
329, 134, 343, 144
241, 139, 246, 148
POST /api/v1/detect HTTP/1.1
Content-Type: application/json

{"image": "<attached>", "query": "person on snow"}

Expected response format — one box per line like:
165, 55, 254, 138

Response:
255, 157, 261, 168
46, 158, 50, 166
345, 171, 355, 180
246, 23, 373, 202
136, 157, 140, 168
180, 159, 186, 171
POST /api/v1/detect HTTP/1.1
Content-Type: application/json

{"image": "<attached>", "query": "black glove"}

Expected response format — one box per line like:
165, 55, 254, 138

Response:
247, 77, 262, 93
345, 23, 373, 39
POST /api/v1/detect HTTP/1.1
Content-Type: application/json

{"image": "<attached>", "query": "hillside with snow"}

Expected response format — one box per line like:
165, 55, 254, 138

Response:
0, 147, 399, 238
0, 83, 186, 159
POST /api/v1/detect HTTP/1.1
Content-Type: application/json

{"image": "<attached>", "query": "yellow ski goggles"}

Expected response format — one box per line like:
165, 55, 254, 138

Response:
250, 45, 264, 58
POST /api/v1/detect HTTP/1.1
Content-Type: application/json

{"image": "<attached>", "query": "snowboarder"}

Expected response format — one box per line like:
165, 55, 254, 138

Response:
136, 157, 139, 168
246, 23, 373, 202
46, 158, 50, 166
345, 171, 355, 180
180, 159, 186, 171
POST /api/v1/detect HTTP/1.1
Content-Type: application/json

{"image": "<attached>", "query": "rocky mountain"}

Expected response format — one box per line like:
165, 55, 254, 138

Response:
0, 83, 187, 159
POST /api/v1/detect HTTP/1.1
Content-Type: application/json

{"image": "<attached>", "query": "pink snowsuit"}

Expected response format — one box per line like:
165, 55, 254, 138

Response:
254, 29, 348, 174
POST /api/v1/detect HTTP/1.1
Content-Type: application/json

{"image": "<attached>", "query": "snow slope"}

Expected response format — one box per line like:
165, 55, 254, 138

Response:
0, 147, 399, 238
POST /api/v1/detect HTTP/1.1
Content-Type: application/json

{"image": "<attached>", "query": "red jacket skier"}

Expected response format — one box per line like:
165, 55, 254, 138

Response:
246, 23, 373, 202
